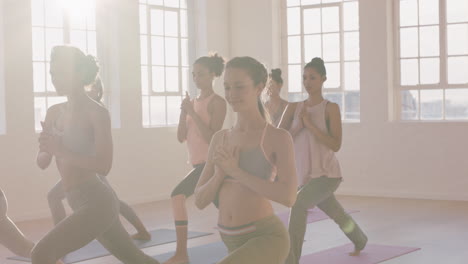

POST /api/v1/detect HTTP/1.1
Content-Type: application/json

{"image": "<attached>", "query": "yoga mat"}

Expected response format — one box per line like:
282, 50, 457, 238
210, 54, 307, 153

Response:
153, 241, 227, 264
277, 208, 359, 226
299, 243, 420, 264
9, 229, 213, 264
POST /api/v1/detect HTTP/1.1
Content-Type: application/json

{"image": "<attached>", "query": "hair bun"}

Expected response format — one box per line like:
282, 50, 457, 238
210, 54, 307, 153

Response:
311, 57, 324, 65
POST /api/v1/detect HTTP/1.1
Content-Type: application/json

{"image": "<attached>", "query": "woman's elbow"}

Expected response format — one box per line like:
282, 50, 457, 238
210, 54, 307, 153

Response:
283, 194, 297, 208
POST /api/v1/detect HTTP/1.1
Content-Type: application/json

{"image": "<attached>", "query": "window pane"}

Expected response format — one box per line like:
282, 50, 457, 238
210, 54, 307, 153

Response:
301, 0, 320, 5
45, 28, 63, 60
445, 89, 468, 120
322, 33, 340, 61
151, 36, 164, 65
420, 89, 443, 120
182, 67, 189, 93
87, 31, 97, 56
44, 0, 63, 27
70, 30, 87, 53
419, 0, 439, 25
287, 0, 300, 7
180, 0, 187, 8
288, 93, 307, 103
324, 62, 340, 88
165, 0, 179, 8
165, 37, 179, 66
447, 0, 468, 23
31, 0, 45, 27
400, 0, 418, 27
401, 59, 419, 85
148, 0, 163, 5
400, 27, 418, 58
140, 36, 148, 65
140, 4, 147, 34
181, 38, 188, 67
321, 7, 339, 33
344, 91, 360, 121
343, 2, 359, 31
32, 27, 45, 61
180, 9, 188, 38
304, 35, 322, 62
420, 58, 439, 84
34, 97, 47, 131
448, 56, 468, 84
46, 62, 55, 92
303, 8, 321, 34
344, 62, 359, 91
141, 66, 149, 95
287, 8, 300, 35
344, 32, 359, 61
167, 96, 182, 124
401, 90, 419, 120
288, 36, 301, 64
86, 5, 96, 30
324, 92, 343, 113
166, 67, 179, 92
150, 9, 164, 35
447, 24, 468, 55
33, 62, 46, 92
419, 26, 439, 57
69, 12, 87, 30
321, 0, 341, 3
142, 96, 150, 127
152, 66, 165, 92
288, 65, 302, 93
165, 10, 178, 37
47, 96, 67, 107
150, 96, 166, 126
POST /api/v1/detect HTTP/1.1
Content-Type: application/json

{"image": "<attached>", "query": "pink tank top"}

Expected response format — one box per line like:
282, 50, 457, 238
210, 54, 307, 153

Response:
186, 93, 215, 165
290, 100, 342, 185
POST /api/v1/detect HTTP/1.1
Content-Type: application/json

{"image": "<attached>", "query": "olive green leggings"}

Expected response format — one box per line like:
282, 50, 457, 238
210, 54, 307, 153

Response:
218, 215, 289, 264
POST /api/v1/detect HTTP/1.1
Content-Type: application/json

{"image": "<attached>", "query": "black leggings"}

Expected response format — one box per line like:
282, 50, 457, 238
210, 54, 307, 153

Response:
171, 163, 205, 198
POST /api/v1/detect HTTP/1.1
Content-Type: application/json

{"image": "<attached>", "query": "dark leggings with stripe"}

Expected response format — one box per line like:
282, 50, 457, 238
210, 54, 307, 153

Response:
31, 176, 159, 264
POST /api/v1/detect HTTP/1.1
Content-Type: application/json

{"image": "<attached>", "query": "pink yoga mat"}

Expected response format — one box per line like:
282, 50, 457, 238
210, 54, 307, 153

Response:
299, 243, 420, 264
277, 208, 359, 226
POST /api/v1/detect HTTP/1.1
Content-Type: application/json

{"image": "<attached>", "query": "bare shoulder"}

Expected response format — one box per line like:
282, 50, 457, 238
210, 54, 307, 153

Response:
86, 99, 111, 122
325, 102, 341, 117
212, 94, 227, 107
45, 102, 66, 122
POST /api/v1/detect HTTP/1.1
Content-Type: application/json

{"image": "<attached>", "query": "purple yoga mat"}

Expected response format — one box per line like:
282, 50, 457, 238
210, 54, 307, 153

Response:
277, 208, 359, 226
299, 243, 420, 264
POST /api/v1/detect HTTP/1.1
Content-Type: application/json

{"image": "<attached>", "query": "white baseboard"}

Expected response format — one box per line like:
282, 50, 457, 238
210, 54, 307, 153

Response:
336, 188, 468, 202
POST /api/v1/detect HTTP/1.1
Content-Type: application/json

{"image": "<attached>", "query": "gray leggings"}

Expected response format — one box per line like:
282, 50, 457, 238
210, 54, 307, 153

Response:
31, 176, 159, 264
48, 176, 143, 227
0, 189, 34, 257
285, 176, 367, 264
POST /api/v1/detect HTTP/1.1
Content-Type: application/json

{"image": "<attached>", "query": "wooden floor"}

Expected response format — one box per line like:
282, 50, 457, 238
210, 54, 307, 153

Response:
1, 195, 467, 263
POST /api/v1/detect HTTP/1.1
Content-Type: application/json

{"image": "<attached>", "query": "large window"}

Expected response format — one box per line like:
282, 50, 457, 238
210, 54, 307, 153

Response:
31, 0, 97, 130
284, 0, 360, 121
139, 0, 189, 127
396, 0, 468, 121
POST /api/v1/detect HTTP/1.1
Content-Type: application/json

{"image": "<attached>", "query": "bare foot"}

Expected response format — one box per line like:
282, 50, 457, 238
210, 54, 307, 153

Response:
349, 236, 368, 256
131, 231, 151, 241
56, 260, 65, 264
163, 254, 189, 264
349, 249, 362, 256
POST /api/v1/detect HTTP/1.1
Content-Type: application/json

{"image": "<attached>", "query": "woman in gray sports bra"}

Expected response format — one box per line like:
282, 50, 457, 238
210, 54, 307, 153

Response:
195, 57, 298, 264
33, 46, 160, 264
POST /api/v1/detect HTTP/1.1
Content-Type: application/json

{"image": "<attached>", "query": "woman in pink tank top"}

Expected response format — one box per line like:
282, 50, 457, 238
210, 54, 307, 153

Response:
165, 53, 227, 264
280, 58, 368, 264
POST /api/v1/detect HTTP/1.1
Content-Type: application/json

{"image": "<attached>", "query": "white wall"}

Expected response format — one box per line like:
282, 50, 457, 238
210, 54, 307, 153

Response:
1, 0, 467, 222
0, 0, 6, 134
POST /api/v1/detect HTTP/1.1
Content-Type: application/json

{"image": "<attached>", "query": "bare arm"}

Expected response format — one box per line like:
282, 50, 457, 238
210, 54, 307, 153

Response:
188, 96, 227, 144
177, 110, 188, 143
36, 105, 61, 170
303, 102, 342, 152
279, 103, 302, 138
57, 108, 114, 175
194, 131, 225, 209
216, 128, 297, 207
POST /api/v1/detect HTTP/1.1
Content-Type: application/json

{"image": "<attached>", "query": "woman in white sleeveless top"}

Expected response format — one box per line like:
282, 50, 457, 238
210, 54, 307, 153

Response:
280, 58, 368, 264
